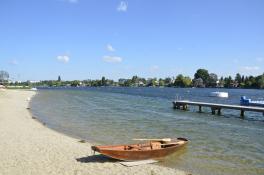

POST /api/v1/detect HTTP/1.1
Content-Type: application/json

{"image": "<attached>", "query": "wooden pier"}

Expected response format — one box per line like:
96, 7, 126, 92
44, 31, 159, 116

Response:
173, 100, 264, 117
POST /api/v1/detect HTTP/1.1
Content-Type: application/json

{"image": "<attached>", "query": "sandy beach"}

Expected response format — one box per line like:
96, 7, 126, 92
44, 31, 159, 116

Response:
0, 90, 187, 175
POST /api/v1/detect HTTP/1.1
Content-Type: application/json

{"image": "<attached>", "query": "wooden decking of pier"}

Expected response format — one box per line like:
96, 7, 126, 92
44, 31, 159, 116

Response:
173, 100, 264, 117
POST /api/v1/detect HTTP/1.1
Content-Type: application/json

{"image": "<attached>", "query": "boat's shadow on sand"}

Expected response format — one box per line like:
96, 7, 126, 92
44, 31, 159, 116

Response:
76, 154, 118, 163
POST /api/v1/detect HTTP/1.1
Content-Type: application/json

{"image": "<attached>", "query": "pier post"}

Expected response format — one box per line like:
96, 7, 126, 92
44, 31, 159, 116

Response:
211, 108, 216, 115
240, 110, 245, 118
183, 105, 188, 110
217, 108, 221, 115
199, 105, 202, 113
173, 102, 180, 109
180, 105, 184, 110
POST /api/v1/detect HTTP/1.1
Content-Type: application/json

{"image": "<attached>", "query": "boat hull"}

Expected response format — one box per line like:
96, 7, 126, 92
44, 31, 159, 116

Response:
91, 138, 188, 161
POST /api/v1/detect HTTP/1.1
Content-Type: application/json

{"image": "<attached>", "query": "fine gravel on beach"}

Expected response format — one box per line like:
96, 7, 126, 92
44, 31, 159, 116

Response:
0, 90, 187, 175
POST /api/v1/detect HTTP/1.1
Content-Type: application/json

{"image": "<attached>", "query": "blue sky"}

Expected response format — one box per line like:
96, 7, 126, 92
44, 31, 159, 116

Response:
0, 0, 264, 81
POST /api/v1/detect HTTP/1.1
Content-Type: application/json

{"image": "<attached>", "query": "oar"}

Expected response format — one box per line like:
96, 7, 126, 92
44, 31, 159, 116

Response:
133, 138, 172, 142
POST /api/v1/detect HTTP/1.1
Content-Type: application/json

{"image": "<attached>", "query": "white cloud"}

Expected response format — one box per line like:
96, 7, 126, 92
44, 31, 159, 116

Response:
241, 66, 259, 71
59, 0, 78, 3
67, 0, 78, 3
177, 48, 183, 51
9, 59, 18, 65
150, 65, 159, 72
106, 44, 115, 52
57, 55, 70, 63
103, 56, 122, 63
117, 1, 128, 12
69, 0, 78, 3
256, 57, 263, 62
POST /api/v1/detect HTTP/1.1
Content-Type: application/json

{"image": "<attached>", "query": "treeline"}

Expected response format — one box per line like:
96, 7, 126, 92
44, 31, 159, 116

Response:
3, 69, 264, 89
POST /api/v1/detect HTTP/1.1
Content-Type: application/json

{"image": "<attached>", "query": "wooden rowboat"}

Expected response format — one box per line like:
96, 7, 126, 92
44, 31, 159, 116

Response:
91, 137, 188, 161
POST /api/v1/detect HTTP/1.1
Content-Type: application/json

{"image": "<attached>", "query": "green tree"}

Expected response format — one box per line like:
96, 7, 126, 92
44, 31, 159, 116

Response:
208, 73, 218, 87
101, 76, 106, 86
235, 73, 242, 84
224, 76, 233, 88
243, 76, 256, 88
194, 69, 209, 86
256, 74, 264, 89
47, 80, 56, 87
71, 80, 80, 87
182, 76, 192, 87
124, 79, 132, 87
248, 76, 257, 88
174, 74, 184, 87
174, 74, 192, 87
147, 78, 158, 87
164, 77, 172, 86
131, 76, 139, 84
158, 78, 165, 86
151, 78, 158, 86
91, 80, 101, 86
58, 75, 61, 82
0, 70, 9, 84
241, 75, 245, 83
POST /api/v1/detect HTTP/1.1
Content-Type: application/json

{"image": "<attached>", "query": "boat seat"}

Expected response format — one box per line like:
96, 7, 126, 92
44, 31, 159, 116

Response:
124, 142, 162, 150
124, 145, 141, 150
150, 142, 161, 149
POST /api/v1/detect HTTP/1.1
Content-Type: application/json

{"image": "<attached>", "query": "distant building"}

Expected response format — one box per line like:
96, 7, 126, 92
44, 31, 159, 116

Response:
29, 80, 40, 83
138, 81, 145, 87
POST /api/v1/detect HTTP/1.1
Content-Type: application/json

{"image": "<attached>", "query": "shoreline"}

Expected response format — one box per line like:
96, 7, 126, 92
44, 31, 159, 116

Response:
0, 89, 188, 175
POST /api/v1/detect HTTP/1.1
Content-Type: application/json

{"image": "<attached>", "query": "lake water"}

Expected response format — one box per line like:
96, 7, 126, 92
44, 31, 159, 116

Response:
30, 87, 264, 175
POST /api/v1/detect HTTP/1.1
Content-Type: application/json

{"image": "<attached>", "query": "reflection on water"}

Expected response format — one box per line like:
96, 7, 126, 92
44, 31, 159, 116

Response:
30, 87, 264, 175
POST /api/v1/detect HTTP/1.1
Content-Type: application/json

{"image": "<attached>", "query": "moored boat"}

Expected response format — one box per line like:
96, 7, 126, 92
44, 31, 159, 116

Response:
240, 96, 264, 107
209, 91, 228, 98
91, 137, 188, 161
